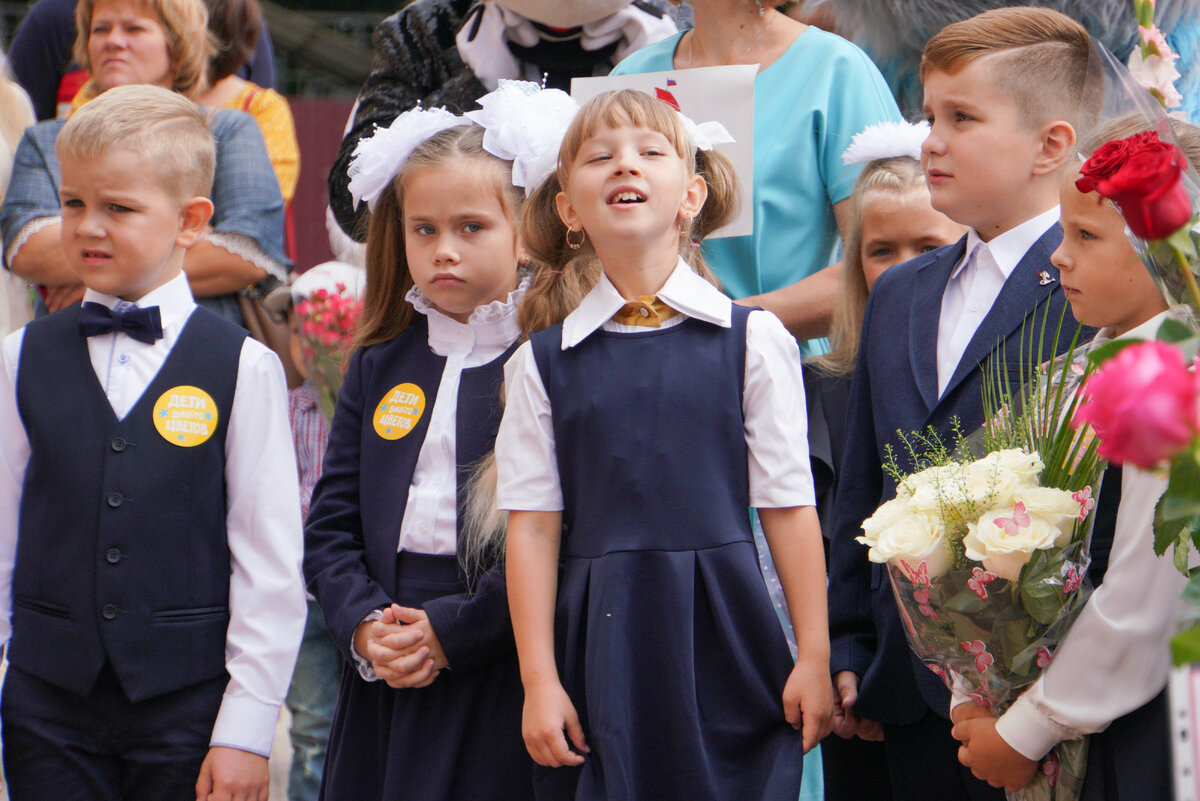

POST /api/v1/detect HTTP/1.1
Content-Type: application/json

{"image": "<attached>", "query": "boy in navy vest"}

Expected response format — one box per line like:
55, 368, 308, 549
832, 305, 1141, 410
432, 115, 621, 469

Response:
0, 84, 306, 801
826, 9, 1094, 801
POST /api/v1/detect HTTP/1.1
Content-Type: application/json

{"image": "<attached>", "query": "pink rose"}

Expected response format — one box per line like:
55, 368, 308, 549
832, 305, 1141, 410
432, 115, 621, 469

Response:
1073, 341, 1200, 467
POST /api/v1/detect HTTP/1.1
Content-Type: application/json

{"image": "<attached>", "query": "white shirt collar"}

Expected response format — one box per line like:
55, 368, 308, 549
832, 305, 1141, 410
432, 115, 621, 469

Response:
81, 271, 196, 331
406, 273, 529, 352
952, 207, 1060, 281
1092, 306, 1188, 347
560, 257, 732, 349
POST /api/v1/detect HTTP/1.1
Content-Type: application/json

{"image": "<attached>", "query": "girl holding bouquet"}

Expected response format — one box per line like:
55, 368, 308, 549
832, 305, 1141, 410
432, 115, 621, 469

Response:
951, 119, 1200, 800
303, 111, 535, 801
496, 89, 832, 801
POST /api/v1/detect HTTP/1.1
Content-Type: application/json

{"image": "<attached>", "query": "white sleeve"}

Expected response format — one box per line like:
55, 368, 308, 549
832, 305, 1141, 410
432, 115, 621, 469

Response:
744, 310, 816, 508
209, 339, 306, 757
0, 329, 28, 648
995, 466, 1184, 760
495, 342, 563, 512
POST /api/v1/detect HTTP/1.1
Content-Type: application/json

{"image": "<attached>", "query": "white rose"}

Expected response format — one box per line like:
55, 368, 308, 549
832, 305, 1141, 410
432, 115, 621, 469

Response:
860, 496, 910, 547
960, 461, 1022, 508
1012, 487, 1081, 543
964, 506, 1062, 581
898, 464, 954, 499
856, 512, 951, 579
902, 465, 963, 515
980, 449, 1044, 486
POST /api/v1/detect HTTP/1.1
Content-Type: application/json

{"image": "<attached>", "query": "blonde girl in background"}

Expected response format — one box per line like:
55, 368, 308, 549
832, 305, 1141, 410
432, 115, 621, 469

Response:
303, 110, 535, 801
497, 88, 832, 801
809, 120, 966, 801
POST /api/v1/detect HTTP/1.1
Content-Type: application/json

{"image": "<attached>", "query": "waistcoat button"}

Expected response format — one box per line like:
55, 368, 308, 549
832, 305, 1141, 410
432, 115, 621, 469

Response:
106, 549, 121, 564
101, 604, 118, 620
111, 437, 127, 452
107, 492, 123, 508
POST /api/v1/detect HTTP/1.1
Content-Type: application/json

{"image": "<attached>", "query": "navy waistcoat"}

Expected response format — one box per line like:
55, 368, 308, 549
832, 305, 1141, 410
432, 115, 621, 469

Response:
529, 308, 752, 557
13, 305, 245, 701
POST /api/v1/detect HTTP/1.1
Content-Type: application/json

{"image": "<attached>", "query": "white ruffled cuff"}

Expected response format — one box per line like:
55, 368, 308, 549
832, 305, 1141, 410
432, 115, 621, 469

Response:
5, 215, 60, 270
350, 608, 385, 682
205, 231, 288, 283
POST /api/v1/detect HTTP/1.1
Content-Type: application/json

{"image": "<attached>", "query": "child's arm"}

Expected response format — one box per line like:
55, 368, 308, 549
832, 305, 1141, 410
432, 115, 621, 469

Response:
955, 467, 1183, 786
0, 331, 30, 651
204, 341, 307, 794
507, 509, 588, 768
760, 506, 834, 751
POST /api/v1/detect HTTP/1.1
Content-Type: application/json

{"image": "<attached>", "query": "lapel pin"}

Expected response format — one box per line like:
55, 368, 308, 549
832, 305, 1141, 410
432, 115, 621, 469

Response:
1037, 270, 1055, 286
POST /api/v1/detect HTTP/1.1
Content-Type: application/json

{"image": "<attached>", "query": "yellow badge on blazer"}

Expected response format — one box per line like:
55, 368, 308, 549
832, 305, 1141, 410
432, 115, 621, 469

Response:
374, 383, 426, 440
153, 385, 218, 447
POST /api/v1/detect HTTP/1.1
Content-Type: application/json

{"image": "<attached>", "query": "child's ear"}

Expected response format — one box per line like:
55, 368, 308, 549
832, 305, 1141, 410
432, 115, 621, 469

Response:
176, 196, 215, 248
1033, 121, 1077, 176
555, 189, 582, 232
679, 173, 707, 223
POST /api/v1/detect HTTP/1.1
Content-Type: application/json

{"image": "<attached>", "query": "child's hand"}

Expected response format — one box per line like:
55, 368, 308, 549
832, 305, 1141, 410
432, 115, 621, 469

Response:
194, 746, 268, 801
783, 658, 834, 753
831, 671, 884, 742
352, 608, 438, 688
391, 605, 449, 672
522, 680, 589, 768
952, 713, 1038, 791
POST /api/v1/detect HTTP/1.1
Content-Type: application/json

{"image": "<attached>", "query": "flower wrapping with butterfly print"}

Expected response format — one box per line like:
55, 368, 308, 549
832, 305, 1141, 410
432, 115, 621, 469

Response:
860, 312, 1106, 801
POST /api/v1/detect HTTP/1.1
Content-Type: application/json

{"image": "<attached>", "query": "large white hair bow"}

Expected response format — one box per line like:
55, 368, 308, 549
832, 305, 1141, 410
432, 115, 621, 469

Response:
841, 120, 930, 165
347, 106, 470, 211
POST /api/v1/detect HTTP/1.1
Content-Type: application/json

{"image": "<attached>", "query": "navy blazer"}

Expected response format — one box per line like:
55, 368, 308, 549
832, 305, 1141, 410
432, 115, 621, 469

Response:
827, 226, 1088, 724
303, 330, 514, 674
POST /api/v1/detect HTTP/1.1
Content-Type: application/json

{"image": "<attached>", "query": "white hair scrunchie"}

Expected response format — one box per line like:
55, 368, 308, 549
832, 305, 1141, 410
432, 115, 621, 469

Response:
347, 106, 471, 211
841, 120, 930, 165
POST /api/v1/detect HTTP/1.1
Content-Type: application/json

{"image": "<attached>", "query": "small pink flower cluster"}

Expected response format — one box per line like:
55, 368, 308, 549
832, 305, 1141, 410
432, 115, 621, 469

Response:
1130, 0, 1184, 109
295, 284, 362, 363
1073, 340, 1200, 468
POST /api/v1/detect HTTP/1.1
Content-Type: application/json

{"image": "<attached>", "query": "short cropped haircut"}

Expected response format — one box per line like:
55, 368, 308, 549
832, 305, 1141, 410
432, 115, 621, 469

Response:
921, 8, 1095, 131
56, 84, 216, 201
74, 0, 214, 100
205, 0, 262, 84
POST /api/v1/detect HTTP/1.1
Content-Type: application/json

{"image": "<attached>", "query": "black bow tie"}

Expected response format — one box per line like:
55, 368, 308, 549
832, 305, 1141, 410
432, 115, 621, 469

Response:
78, 301, 164, 344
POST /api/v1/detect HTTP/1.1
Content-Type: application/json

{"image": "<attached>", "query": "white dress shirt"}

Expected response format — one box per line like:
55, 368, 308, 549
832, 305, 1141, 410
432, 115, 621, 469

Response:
0, 272, 306, 757
396, 278, 526, 555
990, 310, 1189, 759
937, 208, 1060, 397
495, 258, 816, 513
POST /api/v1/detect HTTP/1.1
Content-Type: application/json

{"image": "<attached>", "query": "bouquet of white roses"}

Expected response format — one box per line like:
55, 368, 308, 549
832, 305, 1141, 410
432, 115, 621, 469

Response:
861, 319, 1104, 801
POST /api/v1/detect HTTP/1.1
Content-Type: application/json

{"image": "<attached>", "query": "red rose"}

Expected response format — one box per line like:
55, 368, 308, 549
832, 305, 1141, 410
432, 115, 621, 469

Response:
1076, 130, 1193, 240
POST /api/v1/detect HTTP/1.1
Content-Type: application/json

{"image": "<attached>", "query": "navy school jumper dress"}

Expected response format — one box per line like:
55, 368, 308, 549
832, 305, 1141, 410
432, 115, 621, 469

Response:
306, 318, 533, 801
527, 305, 804, 801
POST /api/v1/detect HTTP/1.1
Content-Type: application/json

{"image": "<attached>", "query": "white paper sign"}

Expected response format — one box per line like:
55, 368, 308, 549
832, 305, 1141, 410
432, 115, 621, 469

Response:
571, 64, 756, 239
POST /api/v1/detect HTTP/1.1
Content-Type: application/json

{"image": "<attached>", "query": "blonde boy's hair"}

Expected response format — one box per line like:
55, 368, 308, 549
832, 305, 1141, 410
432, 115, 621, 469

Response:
73, 0, 214, 99
921, 7, 1094, 132
56, 84, 215, 201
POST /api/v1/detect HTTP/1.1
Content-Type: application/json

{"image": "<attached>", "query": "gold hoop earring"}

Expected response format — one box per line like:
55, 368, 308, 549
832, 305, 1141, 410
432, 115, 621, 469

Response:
566, 228, 586, 250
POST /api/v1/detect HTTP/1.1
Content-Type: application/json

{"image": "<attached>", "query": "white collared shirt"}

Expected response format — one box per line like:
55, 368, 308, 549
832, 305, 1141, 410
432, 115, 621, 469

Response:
0, 272, 305, 757
396, 278, 526, 555
981, 311, 1191, 758
936, 208, 1060, 396
495, 258, 815, 512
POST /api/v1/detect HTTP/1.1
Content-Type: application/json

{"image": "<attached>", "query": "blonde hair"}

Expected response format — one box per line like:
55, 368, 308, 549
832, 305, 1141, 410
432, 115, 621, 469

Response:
920, 7, 1094, 133
518, 89, 738, 334
0, 61, 34, 162
356, 124, 524, 350
812, 157, 928, 377
74, 0, 214, 99
56, 84, 215, 201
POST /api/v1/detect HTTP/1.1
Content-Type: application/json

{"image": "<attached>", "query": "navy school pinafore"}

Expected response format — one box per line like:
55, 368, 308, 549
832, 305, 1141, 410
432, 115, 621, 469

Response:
528, 306, 804, 801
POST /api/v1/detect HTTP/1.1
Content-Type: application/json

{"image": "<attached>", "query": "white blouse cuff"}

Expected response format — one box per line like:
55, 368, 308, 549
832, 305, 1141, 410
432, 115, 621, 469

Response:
5, 216, 59, 270
350, 608, 385, 682
205, 231, 288, 283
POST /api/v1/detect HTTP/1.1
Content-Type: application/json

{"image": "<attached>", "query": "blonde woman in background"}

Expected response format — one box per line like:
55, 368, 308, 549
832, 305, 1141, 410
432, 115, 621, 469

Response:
0, 56, 34, 335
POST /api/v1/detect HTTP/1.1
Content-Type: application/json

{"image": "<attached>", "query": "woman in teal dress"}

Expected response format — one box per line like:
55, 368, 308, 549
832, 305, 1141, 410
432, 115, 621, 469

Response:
611, 0, 900, 354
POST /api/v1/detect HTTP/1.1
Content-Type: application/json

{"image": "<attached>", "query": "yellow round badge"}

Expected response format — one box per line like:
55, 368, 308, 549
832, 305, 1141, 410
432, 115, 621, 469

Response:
153, 386, 218, 447
373, 383, 426, 440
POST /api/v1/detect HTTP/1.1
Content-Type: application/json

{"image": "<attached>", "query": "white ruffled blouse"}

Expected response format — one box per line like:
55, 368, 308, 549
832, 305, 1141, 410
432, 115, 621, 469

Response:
395, 275, 528, 555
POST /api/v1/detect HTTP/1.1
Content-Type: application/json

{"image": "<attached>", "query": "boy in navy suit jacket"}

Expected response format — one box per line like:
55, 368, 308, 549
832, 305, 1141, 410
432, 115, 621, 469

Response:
0, 85, 305, 801
827, 9, 1095, 801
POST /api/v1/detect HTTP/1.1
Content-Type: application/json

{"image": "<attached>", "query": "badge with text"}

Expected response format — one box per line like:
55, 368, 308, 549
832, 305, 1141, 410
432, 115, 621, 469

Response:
153, 385, 218, 447
374, 383, 426, 440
